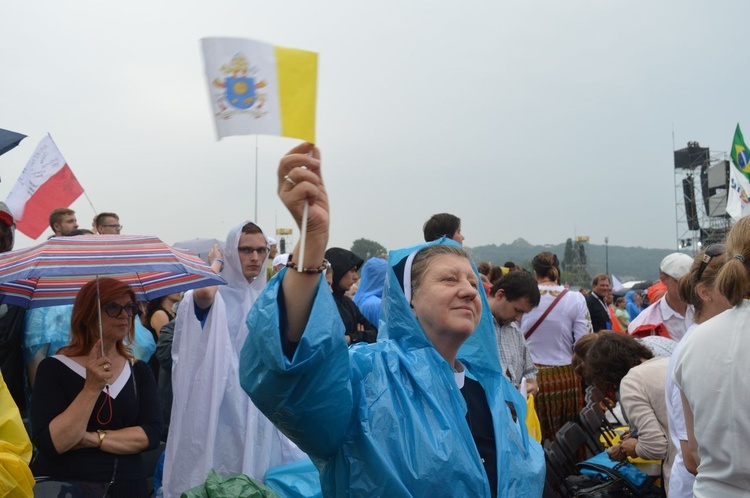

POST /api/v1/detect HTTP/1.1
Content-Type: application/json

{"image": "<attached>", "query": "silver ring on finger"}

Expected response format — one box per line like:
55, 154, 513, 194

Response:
284, 175, 297, 186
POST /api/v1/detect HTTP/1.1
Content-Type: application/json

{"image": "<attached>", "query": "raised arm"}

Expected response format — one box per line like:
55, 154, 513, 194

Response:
192, 244, 223, 310
277, 143, 328, 341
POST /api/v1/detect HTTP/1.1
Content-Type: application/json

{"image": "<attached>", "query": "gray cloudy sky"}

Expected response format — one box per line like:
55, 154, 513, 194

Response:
1, 1, 747, 253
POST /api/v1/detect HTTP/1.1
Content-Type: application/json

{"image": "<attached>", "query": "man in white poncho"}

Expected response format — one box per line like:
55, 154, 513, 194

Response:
163, 221, 305, 497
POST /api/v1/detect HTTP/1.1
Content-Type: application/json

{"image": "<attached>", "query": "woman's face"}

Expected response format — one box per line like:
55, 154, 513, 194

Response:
101, 293, 135, 343
411, 254, 481, 347
451, 227, 465, 246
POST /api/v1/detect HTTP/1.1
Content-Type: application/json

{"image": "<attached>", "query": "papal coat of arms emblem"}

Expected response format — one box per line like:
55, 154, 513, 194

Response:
211, 54, 268, 119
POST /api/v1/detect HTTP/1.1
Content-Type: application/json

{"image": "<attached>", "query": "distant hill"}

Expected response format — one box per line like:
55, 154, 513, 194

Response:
467, 238, 680, 282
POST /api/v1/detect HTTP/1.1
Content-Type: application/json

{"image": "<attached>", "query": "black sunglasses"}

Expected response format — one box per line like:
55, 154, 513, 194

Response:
695, 244, 725, 282
102, 302, 139, 318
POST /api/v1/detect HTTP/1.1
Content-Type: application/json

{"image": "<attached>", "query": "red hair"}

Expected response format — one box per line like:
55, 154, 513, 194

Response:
58, 277, 135, 360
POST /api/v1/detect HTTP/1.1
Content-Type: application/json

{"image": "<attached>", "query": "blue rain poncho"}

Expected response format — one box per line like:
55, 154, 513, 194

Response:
352, 257, 387, 327
240, 239, 545, 497
625, 290, 642, 321
23, 304, 156, 363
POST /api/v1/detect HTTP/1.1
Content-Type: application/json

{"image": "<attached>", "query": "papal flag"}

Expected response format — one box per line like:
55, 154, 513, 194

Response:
202, 37, 317, 143
731, 123, 750, 180
5, 135, 84, 239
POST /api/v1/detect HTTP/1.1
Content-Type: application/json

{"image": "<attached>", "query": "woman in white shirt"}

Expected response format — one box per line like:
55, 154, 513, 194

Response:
674, 218, 750, 498
519, 252, 592, 442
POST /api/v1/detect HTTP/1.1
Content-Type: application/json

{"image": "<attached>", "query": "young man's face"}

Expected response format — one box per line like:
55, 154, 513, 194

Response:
237, 232, 268, 283
55, 214, 78, 235
488, 290, 534, 325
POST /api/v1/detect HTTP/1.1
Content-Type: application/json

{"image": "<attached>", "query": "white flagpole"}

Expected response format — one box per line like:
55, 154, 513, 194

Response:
297, 200, 309, 271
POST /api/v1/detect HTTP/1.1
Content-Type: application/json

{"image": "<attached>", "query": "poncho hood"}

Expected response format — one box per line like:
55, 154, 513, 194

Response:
324, 247, 363, 292
352, 257, 387, 309
380, 237, 502, 374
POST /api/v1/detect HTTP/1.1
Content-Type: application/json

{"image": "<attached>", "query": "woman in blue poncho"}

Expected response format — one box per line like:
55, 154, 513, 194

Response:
352, 256, 387, 326
240, 143, 544, 497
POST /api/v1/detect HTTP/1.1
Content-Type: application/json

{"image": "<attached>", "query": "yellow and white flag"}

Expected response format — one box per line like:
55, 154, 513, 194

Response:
202, 37, 317, 143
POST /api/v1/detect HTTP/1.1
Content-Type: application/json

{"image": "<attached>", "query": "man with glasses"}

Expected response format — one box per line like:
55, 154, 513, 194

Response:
628, 252, 694, 341
94, 212, 122, 234
164, 221, 305, 497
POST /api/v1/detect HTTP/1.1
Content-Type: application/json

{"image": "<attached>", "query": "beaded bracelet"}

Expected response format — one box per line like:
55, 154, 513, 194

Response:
286, 255, 329, 274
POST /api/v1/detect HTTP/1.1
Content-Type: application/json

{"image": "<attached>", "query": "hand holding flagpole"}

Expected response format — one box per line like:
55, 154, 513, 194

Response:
277, 143, 328, 342
278, 143, 327, 273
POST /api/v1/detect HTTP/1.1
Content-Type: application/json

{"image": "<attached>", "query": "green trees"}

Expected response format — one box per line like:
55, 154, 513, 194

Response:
351, 238, 387, 261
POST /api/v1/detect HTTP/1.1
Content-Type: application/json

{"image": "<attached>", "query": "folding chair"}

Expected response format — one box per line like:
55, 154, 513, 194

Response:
543, 439, 576, 496
585, 385, 625, 426
579, 405, 616, 450
544, 439, 607, 497
555, 421, 599, 464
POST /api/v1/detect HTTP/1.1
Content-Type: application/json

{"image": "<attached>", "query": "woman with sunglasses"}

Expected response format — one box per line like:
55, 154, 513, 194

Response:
30, 277, 162, 497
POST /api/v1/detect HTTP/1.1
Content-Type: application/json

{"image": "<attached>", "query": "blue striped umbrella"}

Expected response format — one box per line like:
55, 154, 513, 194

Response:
0, 235, 225, 308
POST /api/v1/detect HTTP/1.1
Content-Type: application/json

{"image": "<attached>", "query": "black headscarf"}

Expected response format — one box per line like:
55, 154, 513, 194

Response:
325, 248, 364, 292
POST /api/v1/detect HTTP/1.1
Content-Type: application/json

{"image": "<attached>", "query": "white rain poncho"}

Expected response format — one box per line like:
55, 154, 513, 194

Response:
163, 221, 305, 498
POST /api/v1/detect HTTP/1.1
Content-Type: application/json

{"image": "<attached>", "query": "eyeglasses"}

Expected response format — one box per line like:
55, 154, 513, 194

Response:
100, 224, 123, 230
102, 302, 139, 318
238, 246, 268, 255
695, 244, 725, 282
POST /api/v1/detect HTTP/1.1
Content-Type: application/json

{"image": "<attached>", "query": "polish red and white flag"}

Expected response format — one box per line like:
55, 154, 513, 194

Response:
5, 134, 84, 239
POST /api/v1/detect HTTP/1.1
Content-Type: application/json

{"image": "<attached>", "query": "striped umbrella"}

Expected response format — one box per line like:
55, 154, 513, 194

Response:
0, 235, 225, 308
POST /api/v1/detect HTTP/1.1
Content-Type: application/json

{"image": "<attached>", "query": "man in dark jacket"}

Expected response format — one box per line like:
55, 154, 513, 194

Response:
586, 273, 611, 331
325, 248, 378, 344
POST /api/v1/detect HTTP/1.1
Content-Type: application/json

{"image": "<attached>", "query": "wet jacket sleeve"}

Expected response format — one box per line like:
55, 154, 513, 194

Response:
239, 270, 353, 459
347, 306, 378, 344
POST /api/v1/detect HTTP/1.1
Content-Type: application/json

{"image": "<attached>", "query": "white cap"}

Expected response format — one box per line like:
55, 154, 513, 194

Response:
660, 253, 693, 280
273, 253, 289, 267
268, 236, 277, 245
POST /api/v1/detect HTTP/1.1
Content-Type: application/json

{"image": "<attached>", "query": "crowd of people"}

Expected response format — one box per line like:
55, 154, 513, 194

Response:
0, 143, 748, 497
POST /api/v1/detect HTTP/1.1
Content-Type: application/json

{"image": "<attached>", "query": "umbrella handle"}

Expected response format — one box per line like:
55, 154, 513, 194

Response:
96, 276, 104, 357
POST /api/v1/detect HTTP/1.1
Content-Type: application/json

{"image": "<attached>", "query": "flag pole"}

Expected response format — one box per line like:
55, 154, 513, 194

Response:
83, 192, 97, 218
254, 135, 259, 222
296, 154, 312, 272
297, 200, 309, 271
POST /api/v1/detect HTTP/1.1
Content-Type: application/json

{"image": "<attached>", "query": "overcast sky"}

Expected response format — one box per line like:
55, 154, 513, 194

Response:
1, 1, 747, 254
